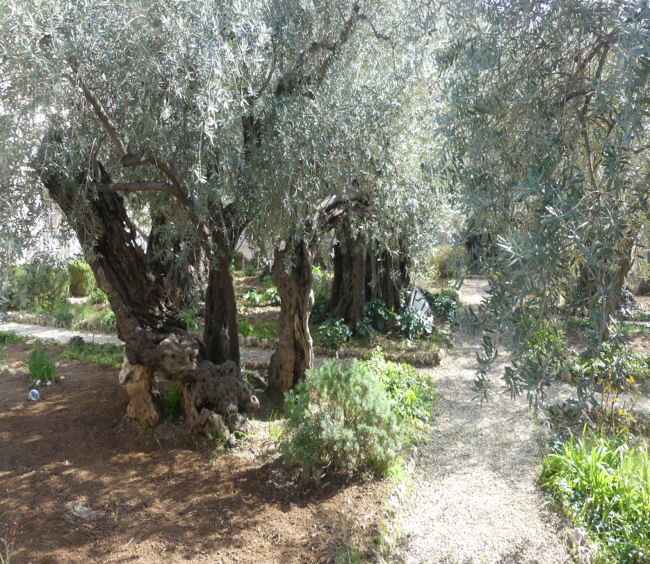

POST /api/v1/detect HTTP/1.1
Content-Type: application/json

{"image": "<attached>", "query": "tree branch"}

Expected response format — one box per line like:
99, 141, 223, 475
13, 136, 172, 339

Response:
96, 181, 176, 196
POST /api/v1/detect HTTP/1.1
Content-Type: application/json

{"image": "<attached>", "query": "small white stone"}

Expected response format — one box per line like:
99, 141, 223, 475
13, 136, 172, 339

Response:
35, 380, 42, 388
60, 376, 65, 380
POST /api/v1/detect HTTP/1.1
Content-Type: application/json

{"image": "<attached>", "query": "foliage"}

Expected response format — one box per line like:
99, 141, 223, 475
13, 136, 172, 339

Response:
24, 347, 57, 385
241, 288, 263, 307
365, 298, 394, 331
0, 331, 20, 344
60, 339, 124, 368
238, 320, 278, 340
67, 259, 96, 297
422, 288, 459, 322
9, 262, 70, 309
395, 306, 432, 340
428, 245, 467, 280
280, 360, 402, 479
540, 432, 650, 564
0, 348, 7, 373
231, 252, 244, 271
89, 289, 108, 305
243, 266, 258, 277
356, 317, 375, 338
263, 287, 281, 305
361, 349, 437, 436
179, 309, 200, 332
318, 317, 352, 348
162, 382, 183, 420
434, 0, 650, 404
522, 329, 566, 368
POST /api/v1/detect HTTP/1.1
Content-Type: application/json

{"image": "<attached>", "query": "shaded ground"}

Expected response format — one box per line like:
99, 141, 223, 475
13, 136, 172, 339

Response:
0, 343, 384, 564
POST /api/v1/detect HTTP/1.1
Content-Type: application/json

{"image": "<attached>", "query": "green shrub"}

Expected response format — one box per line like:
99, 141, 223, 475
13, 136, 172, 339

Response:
231, 252, 244, 270
428, 244, 467, 279
24, 347, 57, 385
179, 309, 200, 332
162, 382, 183, 419
238, 320, 278, 339
318, 317, 352, 348
570, 342, 650, 390
523, 328, 566, 366
365, 298, 394, 331
60, 340, 124, 368
263, 287, 281, 305
422, 288, 459, 322
356, 317, 375, 338
68, 259, 96, 297
0, 331, 20, 344
89, 288, 108, 305
395, 306, 432, 340
360, 350, 437, 435
0, 347, 7, 372
10, 262, 70, 308
281, 360, 402, 479
540, 432, 650, 564
241, 288, 263, 307
243, 265, 257, 276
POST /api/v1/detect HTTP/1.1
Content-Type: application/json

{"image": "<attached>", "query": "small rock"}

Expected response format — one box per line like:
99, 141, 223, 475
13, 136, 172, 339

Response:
536, 411, 547, 424
226, 435, 237, 448
72, 502, 105, 520
261, 338, 268, 349
47, 381, 53, 386
238, 334, 244, 346
577, 546, 594, 564
35, 380, 42, 388
55, 362, 60, 367
8, 369, 16, 376
60, 376, 65, 380
560, 372, 571, 383
569, 527, 587, 548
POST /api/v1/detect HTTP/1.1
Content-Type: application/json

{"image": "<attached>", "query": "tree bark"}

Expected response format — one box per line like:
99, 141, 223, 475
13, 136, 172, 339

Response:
41, 161, 258, 439
268, 241, 315, 394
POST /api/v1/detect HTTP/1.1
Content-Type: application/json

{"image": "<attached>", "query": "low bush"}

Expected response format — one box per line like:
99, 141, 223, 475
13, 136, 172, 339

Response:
422, 288, 459, 322
318, 317, 352, 348
365, 298, 394, 331
179, 309, 200, 332
60, 339, 124, 368
10, 262, 70, 308
523, 328, 566, 367
360, 350, 437, 436
243, 265, 257, 276
89, 288, 108, 305
231, 252, 244, 270
395, 306, 432, 340
238, 320, 278, 339
24, 347, 57, 385
263, 287, 281, 305
241, 288, 263, 307
68, 259, 96, 297
280, 360, 402, 479
540, 432, 650, 564
428, 244, 467, 279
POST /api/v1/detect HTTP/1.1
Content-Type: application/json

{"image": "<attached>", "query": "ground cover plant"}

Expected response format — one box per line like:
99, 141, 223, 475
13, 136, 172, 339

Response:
59, 338, 124, 368
540, 432, 650, 564
23, 347, 57, 386
238, 320, 278, 340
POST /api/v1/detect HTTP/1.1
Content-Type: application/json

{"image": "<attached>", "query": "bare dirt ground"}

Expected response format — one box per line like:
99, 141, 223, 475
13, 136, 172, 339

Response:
0, 343, 384, 564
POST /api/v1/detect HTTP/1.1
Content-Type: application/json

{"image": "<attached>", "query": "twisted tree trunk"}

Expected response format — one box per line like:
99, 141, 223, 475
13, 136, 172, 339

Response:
268, 241, 315, 394
42, 163, 258, 440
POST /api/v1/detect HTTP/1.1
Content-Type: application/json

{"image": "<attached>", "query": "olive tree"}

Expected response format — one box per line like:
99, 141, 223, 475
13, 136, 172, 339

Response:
433, 0, 650, 403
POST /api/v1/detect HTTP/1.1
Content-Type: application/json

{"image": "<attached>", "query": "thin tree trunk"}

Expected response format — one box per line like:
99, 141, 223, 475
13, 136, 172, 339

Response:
268, 242, 315, 394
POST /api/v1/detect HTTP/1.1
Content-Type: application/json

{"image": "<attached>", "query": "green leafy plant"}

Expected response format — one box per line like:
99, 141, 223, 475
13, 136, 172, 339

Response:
162, 382, 183, 419
179, 308, 200, 332
356, 317, 375, 338
263, 287, 281, 305
522, 328, 566, 367
318, 317, 352, 348
243, 265, 257, 276
60, 339, 124, 368
89, 288, 108, 305
242, 288, 263, 307
281, 360, 402, 479
0, 331, 20, 344
365, 298, 394, 331
231, 252, 244, 270
361, 349, 437, 436
68, 259, 96, 297
395, 306, 432, 340
0, 347, 7, 372
422, 288, 459, 322
9, 261, 70, 308
24, 347, 57, 385
540, 431, 650, 564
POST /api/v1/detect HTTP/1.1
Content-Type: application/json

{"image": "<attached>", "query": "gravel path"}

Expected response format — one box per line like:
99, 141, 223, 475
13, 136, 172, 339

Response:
396, 282, 572, 564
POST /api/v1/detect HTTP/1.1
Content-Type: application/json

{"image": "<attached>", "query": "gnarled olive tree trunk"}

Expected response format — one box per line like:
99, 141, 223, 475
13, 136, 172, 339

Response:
42, 165, 258, 440
268, 241, 315, 394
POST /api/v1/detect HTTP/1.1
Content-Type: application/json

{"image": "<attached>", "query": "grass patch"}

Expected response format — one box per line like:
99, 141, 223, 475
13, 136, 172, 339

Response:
162, 382, 183, 420
24, 347, 57, 385
541, 431, 650, 564
59, 339, 124, 368
0, 330, 21, 344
